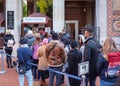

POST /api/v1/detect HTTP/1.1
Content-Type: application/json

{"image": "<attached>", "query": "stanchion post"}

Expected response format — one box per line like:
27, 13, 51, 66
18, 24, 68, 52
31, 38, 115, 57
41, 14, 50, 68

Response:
81, 75, 86, 86
0, 50, 6, 74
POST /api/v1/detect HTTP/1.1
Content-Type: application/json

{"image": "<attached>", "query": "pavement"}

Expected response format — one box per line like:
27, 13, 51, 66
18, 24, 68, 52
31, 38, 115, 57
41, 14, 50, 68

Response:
0, 49, 100, 86
0, 52, 68, 86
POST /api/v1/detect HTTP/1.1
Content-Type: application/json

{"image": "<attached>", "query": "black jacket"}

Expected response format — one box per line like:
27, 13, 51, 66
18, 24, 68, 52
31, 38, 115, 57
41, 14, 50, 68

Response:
66, 48, 82, 76
3, 34, 15, 47
17, 47, 32, 71
84, 36, 99, 78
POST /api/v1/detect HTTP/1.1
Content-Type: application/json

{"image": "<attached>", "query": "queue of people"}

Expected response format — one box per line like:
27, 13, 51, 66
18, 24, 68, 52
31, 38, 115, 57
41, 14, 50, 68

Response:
3, 27, 120, 86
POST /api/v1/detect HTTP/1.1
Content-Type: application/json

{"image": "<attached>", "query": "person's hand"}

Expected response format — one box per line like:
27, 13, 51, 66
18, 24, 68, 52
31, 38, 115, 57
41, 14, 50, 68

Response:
116, 71, 120, 76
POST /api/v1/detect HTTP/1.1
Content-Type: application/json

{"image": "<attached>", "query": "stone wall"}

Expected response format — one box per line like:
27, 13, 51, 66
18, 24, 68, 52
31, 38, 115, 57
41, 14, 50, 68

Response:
107, 0, 120, 46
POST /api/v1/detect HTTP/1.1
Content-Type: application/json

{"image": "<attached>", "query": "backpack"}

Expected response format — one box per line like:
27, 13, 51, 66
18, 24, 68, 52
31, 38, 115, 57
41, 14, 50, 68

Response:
107, 52, 120, 77
7, 39, 14, 47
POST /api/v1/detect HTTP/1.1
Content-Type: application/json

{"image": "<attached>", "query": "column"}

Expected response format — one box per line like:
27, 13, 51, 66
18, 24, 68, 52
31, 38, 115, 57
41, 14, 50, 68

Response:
98, 0, 107, 45
53, 0, 65, 33
6, 0, 22, 56
95, 0, 99, 40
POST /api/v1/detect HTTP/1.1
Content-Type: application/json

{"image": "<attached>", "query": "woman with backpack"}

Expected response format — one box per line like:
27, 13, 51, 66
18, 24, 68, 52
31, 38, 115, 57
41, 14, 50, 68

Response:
3, 31, 15, 68
97, 37, 120, 86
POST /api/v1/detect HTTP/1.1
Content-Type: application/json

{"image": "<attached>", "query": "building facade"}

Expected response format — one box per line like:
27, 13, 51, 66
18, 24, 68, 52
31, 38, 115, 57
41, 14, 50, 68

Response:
0, 0, 120, 49
53, 0, 120, 46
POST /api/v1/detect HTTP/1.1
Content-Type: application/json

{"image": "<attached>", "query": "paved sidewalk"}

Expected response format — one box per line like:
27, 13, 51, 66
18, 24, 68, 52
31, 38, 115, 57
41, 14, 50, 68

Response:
0, 54, 67, 86
0, 51, 100, 86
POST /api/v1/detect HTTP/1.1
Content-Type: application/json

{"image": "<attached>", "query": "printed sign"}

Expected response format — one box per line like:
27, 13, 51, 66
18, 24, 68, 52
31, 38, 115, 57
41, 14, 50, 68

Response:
23, 17, 46, 23
7, 11, 14, 29
78, 61, 89, 76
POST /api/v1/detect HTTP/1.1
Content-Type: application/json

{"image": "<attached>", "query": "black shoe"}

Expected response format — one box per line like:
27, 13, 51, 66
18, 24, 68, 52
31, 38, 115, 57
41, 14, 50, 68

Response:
7, 65, 10, 68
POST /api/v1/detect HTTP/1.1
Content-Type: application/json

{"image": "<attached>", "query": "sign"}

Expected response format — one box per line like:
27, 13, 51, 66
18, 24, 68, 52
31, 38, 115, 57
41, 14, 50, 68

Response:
45, 27, 51, 33
23, 17, 46, 23
113, 0, 120, 15
78, 61, 89, 76
7, 11, 14, 29
113, 20, 120, 31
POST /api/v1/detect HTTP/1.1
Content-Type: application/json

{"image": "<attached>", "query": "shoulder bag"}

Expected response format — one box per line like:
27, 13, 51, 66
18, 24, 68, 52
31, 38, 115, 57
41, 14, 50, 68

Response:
18, 56, 27, 74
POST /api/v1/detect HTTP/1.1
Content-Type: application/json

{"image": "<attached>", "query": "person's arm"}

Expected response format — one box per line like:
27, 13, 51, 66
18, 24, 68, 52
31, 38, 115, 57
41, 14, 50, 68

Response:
67, 52, 75, 72
84, 44, 91, 61
97, 53, 104, 75
17, 49, 23, 64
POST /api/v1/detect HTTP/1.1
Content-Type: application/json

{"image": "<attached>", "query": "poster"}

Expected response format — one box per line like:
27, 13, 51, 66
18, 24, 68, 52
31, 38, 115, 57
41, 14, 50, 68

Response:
7, 11, 14, 29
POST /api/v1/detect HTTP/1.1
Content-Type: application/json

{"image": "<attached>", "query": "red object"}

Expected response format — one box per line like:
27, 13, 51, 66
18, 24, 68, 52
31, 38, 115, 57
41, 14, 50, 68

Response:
108, 52, 120, 67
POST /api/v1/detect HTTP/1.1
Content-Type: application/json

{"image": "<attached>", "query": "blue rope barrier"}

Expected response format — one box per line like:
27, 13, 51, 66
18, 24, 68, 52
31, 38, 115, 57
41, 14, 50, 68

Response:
0, 51, 81, 80
31, 63, 81, 80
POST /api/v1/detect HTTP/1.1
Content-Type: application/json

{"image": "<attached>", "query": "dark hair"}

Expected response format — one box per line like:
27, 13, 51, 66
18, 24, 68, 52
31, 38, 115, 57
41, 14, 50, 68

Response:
70, 40, 78, 49
52, 32, 58, 40
50, 30, 55, 35
19, 37, 28, 44
85, 28, 93, 33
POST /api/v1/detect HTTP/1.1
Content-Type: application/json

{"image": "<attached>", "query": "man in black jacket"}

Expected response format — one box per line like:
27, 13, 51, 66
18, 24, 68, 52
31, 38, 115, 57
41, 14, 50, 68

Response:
83, 28, 100, 86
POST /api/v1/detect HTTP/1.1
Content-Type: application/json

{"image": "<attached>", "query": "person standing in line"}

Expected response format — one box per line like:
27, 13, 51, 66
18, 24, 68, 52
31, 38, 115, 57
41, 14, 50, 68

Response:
61, 39, 71, 85
83, 28, 100, 86
45, 32, 66, 86
66, 40, 82, 86
17, 37, 33, 86
32, 33, 42, 81
25, 30, 35, 48
3, 31, 15, 68
78, 35, 85, 61
37, 38, 49, 86
97, 37, 119, 86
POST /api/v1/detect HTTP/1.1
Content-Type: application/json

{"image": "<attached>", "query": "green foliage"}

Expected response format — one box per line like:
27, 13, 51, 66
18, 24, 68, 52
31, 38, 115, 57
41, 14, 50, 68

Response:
23, 1, 27, 17
36, 0, 53, 18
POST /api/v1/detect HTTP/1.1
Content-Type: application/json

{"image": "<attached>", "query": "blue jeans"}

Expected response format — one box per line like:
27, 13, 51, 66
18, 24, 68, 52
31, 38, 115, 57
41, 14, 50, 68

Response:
49, 66, 63, 86
19, 69, 33, 86
100, 79, 114, 86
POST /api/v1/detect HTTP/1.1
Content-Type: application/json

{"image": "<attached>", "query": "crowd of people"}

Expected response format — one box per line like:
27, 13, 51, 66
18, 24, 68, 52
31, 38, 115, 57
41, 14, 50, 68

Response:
3, 27, 120, 86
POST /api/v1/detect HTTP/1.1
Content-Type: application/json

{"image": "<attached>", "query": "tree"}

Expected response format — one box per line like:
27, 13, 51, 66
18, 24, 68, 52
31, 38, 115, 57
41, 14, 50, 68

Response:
23, 1, 27, 17
36, 0, 53, 18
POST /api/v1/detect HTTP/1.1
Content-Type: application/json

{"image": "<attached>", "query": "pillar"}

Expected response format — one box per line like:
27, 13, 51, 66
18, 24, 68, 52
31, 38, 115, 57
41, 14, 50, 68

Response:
53, 0, 65, 33
6, 0, 22, 55
98, 0, 107, 45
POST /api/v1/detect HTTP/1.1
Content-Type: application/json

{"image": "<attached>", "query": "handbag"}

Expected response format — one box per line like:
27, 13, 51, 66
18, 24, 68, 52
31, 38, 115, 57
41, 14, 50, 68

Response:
7, 39, 14, 47
18, 64, 26, 74
18, 56, 27, 74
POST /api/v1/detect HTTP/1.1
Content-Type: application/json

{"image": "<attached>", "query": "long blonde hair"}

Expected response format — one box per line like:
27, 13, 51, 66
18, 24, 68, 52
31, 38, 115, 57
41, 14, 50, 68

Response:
102, 37, 119, 60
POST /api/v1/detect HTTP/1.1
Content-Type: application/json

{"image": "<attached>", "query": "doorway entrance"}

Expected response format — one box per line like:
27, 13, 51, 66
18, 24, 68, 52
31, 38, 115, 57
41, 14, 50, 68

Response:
65, 0, 95, 40
65, 20, 78, 41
